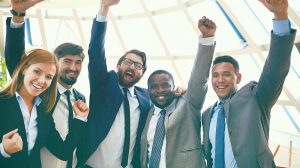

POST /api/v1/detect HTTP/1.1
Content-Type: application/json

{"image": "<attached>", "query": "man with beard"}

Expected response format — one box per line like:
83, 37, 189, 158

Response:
140, 16, 216, 168
5, 1, 86, 168
75, 0, 151, 167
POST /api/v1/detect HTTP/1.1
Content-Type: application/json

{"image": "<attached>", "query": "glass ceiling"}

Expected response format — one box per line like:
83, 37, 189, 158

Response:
0, 0, 300, 166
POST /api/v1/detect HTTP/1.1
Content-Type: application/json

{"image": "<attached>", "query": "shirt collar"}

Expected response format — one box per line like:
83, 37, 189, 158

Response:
119, 84, 135, 98
16, 92, 42, 106
153, 99, 175, 116
57, 83, 74, 95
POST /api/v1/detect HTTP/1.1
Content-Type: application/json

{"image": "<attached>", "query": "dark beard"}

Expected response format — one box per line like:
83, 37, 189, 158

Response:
118, 72, 140, 88
60, 76, 77, 86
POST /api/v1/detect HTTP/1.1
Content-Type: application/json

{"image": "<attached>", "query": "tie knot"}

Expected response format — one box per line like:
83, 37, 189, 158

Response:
123, 88, 129, 96
160, 109, 166, 115
65, 90, 71, 97
218, 100, 225, 107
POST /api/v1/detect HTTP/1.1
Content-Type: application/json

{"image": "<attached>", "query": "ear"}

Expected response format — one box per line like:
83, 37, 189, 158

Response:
236, 73, 242, 84
116, 65, 120, 72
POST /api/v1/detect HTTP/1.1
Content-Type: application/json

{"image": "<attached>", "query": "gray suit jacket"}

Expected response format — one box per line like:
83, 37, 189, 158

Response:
140, 43, 216, 168
202, 30, 296, 168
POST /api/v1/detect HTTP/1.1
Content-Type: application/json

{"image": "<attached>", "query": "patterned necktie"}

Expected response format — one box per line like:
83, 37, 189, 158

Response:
149, 109, 166, 168
121, 88, 130, 168
215, 100, 225, 168
64, 90, 73, 168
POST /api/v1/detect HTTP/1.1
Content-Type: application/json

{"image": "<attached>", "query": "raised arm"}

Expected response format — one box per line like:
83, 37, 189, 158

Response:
187, 16, 216, 112
256, 0, 296, 110
5, 0, 43, 76
88, 0, 120, 89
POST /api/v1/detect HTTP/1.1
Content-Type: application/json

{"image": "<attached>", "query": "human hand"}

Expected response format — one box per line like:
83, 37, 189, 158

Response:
2, 129, 23, 155
73, 100, 89, 118
259, 0, 288, 20
11, 0, 44, 13
198, 16, 217, 38
173, 86, 187, 97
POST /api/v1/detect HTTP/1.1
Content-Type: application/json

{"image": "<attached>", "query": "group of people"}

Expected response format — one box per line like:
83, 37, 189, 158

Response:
0, 0, 296, 168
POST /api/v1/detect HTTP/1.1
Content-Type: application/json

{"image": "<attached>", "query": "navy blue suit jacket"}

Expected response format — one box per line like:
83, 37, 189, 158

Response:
76, 20, 151, 167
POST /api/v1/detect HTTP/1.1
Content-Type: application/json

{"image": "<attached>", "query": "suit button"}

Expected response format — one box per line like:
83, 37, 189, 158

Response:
229, 131, 232, 135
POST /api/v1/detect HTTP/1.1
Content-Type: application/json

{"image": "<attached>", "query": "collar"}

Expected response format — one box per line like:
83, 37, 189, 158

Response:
119, 84, 135, 98
16, 92, 42, 106
153, 100, 176, 116
57, 83, 74, 95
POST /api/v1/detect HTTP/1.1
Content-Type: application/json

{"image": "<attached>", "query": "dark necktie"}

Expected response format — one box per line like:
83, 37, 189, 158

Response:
149, 109, 166, 168
121, 88, 130, 168
64, 90, 73, 168
215, 101, 225, 168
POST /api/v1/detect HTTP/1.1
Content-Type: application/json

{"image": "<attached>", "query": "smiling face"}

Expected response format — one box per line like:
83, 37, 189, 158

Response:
211, 62, 241, 99
58, 54, 82, 88
117, 53, 144, 87
148, 73, 175, 109
19, 62, 56, 101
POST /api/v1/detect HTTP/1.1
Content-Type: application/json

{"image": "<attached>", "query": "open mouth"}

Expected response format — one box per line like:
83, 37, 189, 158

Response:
33, 83, 43, 90
124, 71, 134, 79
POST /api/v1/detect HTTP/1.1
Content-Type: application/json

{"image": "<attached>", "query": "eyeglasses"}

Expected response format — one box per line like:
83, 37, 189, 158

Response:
122, 58, 144, 70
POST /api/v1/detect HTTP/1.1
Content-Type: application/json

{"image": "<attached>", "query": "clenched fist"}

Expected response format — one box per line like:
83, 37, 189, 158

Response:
2, 129, 23, 155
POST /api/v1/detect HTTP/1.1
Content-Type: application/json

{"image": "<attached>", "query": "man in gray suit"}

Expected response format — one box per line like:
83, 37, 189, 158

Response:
202, 0, 296, 168
140, 16, 216, 168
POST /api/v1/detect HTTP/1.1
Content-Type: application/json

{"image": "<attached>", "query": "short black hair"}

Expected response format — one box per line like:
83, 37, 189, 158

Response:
148, 69, 174, 87
53, 43, 85, 60
117, 49, 147, 73
213, 55, 239, 73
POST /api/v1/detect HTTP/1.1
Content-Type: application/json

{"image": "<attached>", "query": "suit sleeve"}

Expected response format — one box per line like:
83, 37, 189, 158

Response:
46, 115, 86, 160
186, 43, 215, 116
5, 17, 25, 77
256, 29, 296, 111
88, 20, 109, 91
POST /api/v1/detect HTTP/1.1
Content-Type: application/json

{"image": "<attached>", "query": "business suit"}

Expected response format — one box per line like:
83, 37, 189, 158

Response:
140, 42, 215, 168
2, 17, 87, 168
202, 29, 296, 168
76, 20, 151, 167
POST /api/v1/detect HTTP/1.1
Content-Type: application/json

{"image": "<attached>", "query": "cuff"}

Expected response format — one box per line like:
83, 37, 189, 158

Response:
74, 115, 88, 122
96, 14, 107, 22
272, 19, 290, 36
198, 35, 215, 46
10, 19, 24, 28
0, 143, 11, 158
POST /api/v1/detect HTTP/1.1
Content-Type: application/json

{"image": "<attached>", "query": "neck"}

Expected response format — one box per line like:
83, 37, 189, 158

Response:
18, 89, 34, 113
59, 80, 72, 90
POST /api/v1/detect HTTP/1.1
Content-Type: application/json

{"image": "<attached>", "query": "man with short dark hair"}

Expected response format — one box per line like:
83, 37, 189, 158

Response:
202, 1, 296, 167
4, 1, 87, 167
75, 0, 151, 167
140, 16, 216, 168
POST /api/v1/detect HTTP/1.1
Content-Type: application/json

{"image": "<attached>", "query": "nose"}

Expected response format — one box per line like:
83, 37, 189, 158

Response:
37, 75, 46, 85
217, 76, 224, 82
128, 63, 135, 69
69, 62, 76, 71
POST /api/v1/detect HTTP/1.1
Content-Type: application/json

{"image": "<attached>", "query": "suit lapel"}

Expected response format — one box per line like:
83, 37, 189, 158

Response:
141, 106, 155, 165
224, 100, 230, 123
8, 96, 29, 152
32, 105, 48, 153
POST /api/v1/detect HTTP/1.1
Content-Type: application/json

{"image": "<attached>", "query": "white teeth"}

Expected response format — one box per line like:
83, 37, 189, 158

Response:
33, 83, 42, 89
158, 96, 165, 100
217, 86, 226, 89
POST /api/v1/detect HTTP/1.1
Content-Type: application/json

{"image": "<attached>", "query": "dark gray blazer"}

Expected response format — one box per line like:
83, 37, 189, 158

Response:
202, 29, 296, 168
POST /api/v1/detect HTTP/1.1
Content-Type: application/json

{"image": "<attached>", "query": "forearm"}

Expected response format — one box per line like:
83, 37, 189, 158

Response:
5, 17, 25, 76
187, 42, 215, 109
46, 119, 86, 160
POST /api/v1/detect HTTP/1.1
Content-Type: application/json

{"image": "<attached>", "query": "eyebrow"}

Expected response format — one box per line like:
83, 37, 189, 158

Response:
35, 67, 55, 77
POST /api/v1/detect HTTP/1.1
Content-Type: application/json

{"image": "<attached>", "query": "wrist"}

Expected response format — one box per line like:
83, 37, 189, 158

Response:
99, 5, 109, 17
274, 12, 288, 20
10, 9, 26, 17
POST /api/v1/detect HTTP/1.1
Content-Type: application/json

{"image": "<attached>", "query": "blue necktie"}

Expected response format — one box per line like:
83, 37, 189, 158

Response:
149, 109, 166, 168
64, 90, 74, 168
215, 101, 225, 168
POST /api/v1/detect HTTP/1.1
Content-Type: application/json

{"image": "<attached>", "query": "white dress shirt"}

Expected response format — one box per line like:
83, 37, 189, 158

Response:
0, 93, 41, 157
86, 85, 140, 168
40, 83, 76, 168
146, 105, 168, 168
